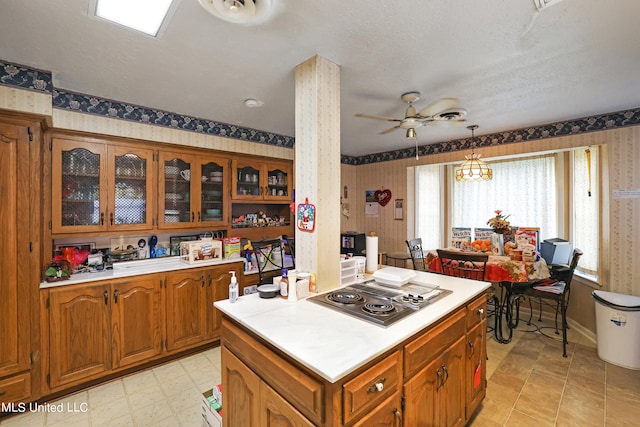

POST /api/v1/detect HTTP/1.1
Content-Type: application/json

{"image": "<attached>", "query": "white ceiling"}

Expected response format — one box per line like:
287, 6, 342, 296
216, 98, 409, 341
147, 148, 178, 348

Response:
1, 0, 639, 157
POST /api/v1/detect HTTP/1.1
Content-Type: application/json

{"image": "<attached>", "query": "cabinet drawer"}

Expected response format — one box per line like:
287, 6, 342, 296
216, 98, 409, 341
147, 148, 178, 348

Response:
0, 373, 30, 404
222, 320, 324, 425
343, 351, 402, 425
404, 308, 466, 378
466, 296, 487, 330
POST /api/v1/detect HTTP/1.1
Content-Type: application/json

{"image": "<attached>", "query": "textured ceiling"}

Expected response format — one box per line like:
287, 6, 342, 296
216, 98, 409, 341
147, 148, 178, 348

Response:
1, 0, 639, 156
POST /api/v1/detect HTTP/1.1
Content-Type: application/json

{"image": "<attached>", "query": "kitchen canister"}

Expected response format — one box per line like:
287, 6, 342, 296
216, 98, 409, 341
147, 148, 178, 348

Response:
354, 256, 366, 280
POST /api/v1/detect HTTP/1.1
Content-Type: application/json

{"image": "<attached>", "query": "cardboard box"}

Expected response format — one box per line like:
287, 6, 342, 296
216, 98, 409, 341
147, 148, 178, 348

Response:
180, 240, 222, 264
201, 389, 222, 427
223, 237, 241, 259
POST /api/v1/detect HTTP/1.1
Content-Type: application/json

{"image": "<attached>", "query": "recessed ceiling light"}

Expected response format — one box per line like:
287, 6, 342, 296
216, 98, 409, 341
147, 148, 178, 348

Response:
198, 0, 275, 25
91, 0, 180, 37
244, 98, 264, 108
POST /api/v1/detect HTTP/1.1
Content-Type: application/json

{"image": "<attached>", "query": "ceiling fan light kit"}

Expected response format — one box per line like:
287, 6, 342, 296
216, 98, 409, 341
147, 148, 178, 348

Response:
198, 0, 274, 24
455, 125, 493, 182
355, 91, 467, 142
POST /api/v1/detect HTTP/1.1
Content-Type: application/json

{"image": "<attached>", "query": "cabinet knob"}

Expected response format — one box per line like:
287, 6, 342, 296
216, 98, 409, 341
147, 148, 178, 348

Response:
477, 308, 484, 316
367, 377, 386, 393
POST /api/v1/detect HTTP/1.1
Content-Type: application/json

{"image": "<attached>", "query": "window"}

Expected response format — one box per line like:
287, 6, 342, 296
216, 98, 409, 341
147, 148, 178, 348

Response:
413, 147, 600, 280
414, 164, 442, 250
451, 154, 558, 240
571, 147, 599, 278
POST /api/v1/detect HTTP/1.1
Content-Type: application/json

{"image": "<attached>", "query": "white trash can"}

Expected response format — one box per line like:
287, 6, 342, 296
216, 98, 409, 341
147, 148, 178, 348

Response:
592, 290, 640, 370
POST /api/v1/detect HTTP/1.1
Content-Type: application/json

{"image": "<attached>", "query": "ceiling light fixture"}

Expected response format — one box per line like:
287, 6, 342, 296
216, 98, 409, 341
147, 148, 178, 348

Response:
91, 0, 178, 37
244, 98, 264, 108
405, 128, 420, 160
198, 0, 275, 25
455, 125, 493, 182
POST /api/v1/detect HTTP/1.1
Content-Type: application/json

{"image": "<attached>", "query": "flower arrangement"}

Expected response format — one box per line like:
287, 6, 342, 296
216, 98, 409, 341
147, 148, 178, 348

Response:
487, 210, 513, 234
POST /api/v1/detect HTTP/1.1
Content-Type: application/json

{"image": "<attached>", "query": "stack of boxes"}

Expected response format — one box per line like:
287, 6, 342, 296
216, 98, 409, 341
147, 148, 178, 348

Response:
201, 384, 222, 427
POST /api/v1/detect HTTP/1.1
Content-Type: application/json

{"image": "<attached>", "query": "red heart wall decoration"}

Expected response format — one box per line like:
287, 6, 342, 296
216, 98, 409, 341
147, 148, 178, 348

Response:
374, 189, 392, 206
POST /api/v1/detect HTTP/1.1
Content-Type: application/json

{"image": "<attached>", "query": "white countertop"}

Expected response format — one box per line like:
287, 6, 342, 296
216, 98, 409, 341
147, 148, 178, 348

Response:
215, 270, 491, 383
40, 256, 244, 289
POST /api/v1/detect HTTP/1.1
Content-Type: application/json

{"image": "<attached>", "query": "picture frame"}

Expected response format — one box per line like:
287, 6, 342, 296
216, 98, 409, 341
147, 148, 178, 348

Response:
394, 199, 404, 220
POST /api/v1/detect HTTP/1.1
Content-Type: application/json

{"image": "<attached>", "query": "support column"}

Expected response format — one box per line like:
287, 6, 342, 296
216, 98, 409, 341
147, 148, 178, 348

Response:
294, 55, 341, 292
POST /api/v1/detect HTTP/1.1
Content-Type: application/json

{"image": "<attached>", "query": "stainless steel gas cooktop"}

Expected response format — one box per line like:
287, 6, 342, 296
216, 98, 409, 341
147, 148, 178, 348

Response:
308, 280, 451, 327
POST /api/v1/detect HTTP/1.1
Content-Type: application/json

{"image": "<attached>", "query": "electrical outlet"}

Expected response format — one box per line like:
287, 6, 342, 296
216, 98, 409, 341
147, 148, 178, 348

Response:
244, 285, 257, 295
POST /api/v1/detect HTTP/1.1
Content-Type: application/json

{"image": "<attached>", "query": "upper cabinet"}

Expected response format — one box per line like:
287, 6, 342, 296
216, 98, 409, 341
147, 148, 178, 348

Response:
52, 137, 154, 234
232, 158, 292, 201
158, 151, 228, 229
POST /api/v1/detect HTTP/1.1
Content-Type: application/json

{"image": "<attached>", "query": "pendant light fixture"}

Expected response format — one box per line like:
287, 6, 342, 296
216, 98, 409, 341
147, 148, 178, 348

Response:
455, 125, 493, 182
406, 128, 419, 160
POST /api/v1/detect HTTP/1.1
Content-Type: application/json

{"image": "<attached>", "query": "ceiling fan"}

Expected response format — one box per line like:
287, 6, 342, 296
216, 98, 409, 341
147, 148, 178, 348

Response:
355, 92, 467, 138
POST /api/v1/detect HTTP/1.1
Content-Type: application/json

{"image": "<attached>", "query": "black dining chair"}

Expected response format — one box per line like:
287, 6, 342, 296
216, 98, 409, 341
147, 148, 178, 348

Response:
436, 249, 499, 336
405, 238, 428, 271
282, 234, 295, 266
251, 237, 293, 286
509, 248, 583, 357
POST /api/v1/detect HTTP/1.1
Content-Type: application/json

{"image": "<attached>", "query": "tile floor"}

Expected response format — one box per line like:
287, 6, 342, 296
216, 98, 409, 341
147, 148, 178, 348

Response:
1, 317, 639, 426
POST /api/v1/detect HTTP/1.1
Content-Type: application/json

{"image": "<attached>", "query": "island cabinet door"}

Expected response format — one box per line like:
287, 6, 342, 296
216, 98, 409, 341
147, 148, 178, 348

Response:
260, 381, 314, 427
351, 392, 403, 427
222, 346, 260, 427
466, 321, 487, 419
48, 284, 111, 390
111, 276, 163, 369
165, 269, 208, 352
403, 336, 466, 427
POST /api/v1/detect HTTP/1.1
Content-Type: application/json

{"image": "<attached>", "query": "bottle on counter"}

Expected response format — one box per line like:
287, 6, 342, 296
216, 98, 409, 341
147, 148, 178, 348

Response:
280, 268, 289, 298
229, 271, 238, 303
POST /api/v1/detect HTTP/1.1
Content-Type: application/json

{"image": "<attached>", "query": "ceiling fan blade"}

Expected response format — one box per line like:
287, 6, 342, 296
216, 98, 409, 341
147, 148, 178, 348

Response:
355, 113, 402, 122
427, 119, 467, 127
417, 98, 458, 117
379, 125, 401, 135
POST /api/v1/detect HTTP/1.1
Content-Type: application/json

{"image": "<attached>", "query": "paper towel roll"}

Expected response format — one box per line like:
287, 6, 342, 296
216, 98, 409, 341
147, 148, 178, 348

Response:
365, 236, 378, 273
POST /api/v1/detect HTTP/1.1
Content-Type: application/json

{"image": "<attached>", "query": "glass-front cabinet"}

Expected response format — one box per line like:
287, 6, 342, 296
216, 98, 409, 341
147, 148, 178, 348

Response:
52, 138, 153, 234
158, 151, 228, 229
232, 158, 292, 201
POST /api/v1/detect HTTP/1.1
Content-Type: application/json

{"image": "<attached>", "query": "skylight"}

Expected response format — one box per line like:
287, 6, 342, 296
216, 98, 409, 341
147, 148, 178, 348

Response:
93, 0, 176, 37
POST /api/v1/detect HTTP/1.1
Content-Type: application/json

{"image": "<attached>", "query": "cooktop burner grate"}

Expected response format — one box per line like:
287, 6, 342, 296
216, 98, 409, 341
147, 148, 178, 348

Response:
327, 291, 364, 305
362, 302, 396, 315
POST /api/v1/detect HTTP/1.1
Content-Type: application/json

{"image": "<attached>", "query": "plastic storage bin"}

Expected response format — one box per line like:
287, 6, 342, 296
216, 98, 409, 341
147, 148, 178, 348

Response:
592, 290, 640, 370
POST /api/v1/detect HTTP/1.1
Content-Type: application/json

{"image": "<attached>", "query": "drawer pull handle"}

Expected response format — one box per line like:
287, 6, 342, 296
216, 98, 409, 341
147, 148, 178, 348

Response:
367, 377, 386, 393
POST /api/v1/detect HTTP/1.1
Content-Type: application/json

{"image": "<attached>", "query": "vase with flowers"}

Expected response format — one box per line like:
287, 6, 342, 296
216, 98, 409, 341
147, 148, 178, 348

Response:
487, 210, 515, 255
487, 210, 513, 235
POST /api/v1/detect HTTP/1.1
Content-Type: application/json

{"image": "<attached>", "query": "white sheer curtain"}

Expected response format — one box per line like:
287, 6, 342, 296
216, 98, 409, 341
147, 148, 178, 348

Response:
415, 164, 442, 250
451, 154, 558, 241
572, 147, 599, 277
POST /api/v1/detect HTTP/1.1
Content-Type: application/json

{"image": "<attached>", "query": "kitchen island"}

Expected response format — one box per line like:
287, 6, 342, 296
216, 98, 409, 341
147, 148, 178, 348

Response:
215, 269, 491, 426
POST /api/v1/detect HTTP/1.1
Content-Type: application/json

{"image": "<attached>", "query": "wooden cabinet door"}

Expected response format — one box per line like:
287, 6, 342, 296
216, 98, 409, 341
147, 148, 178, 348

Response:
263, 160, 292, 201
111, 276, 163, 369
48, 284, 111, 389
108, 145, 154, 231
404, 337, 466, 427
198, 155, 229, 226
440, 337, 466, 427
165, 269, 207, 351
231, 158, 263, 200
52, 138, 108, 233
352, 393, 403, 427
206, 262, 243, 340
260, 380, 314, 427
466, 321, 487, 419
222, 346, 261, 427
0, 122, 31, 378
158, 151, 198, 229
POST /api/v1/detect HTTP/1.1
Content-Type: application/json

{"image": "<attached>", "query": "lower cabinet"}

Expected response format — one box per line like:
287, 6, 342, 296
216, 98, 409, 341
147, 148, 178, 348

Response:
222, 346, 314, 427
43, 261, 243, 393
221, 295, 487, 426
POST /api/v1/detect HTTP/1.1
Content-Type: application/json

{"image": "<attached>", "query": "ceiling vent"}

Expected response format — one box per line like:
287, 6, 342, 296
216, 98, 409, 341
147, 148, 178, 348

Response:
198, 0, 274, 25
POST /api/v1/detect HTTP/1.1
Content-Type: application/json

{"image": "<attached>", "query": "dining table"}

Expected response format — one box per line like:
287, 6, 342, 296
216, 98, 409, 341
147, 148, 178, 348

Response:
427, 251, 551, 343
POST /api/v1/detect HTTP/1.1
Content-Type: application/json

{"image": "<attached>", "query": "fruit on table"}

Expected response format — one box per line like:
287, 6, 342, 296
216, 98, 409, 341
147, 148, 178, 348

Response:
471, 239, 491, 253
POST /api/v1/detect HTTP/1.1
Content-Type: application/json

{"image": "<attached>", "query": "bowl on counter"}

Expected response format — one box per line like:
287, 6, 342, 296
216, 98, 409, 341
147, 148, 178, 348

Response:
257, 284, 279, 299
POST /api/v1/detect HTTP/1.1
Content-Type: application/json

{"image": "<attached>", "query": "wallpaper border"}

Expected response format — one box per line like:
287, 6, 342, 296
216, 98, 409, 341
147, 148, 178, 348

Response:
2, 59, 638, 165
